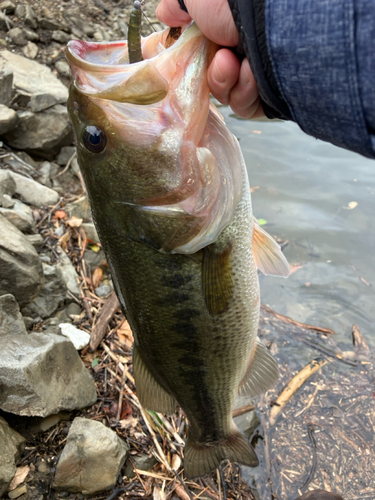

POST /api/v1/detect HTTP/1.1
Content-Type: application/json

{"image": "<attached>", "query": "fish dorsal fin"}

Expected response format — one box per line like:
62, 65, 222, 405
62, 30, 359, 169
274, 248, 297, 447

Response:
96, 63, 168, 104
133, 346, 177, 414
238, 339, 279, 397
202, 242, 234, 316
253, 218, 290, 277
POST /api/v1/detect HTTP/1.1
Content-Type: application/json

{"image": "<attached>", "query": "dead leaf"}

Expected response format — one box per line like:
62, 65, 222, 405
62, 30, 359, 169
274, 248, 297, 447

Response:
171, 454, 181, 471
67, 216, 83, 228
9, 466, 30, 491
92, 266, 103, 289
58, 230, 70, 250
153, 486, 167, 500
121, 400, 133, 420
174, 484, 192, 500
117, 320, 134, 348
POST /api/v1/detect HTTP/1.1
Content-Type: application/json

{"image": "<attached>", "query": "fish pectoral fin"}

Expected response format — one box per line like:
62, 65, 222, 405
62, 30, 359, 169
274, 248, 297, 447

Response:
184, 426, 258, 478
202, 242, 234, 316
252, 218, 290, 277
238, 339, 279, 397
133, 346, 177, 414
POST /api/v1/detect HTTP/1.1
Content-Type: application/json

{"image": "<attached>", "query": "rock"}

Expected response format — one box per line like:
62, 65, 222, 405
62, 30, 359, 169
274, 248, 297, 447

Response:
53, 303, 81, 323
55, 59, 70, 76
0, 416, 25, 497
22, 41, 38, 60
0, 214, 43, 307
95, 285, 111, 298
59, 323, 90, 350
22, 263, 67, 319
56, 146, 76, 166
29, 411, 70, 434
0, 51, 68, 112
53, 417, 129, 495
84, 248, 105, 272
39, 18, 61, 30
25, 233, 43, 249
15, 4, 38, 30
70, 157, 80, 177
37, 161, 52, 187
294, 491, 343, 500
24, 29, 39, 42
2, 193, 14, 208
82, 222, 100, 242
8, 171, 59, 207
0, 68, 13, 106
52, 30, 71, 44
65, 196, 92, 220
235, 409, 260, 439
56, 248, 80, 297
0, 294, 27, 337
0, 332, 97, 416
4, 105, 73, 159
0, 1, 15, 14
0, 11, 14, 29
0, 169, 16, 203
0, 198, 36, 233
7, 27, 28, 46
8, 484, 27, 499
69, 16, 95, 37
124, 455, 157, 478
0, 104, 18, 135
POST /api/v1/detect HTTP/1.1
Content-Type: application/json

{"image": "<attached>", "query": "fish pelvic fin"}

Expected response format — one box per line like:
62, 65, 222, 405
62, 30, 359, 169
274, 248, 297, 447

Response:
184, 427, 258, 478
253, 218, 290, 277
238, 339, 279, 398
133, 346, 177, 414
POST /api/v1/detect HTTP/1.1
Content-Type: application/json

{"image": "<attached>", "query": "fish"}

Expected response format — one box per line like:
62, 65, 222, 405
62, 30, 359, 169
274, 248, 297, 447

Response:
65, 22, 290, 478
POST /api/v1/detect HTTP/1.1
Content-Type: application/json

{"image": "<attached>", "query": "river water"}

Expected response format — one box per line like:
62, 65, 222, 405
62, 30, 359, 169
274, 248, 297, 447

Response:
222, 109, 375, 348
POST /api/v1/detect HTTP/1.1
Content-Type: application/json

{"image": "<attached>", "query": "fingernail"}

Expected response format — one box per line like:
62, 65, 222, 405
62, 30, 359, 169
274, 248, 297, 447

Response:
212, 59, 226, 85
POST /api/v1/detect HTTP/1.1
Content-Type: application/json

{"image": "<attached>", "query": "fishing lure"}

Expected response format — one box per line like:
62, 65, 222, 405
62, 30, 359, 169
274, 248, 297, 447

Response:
128, 1, 143, 63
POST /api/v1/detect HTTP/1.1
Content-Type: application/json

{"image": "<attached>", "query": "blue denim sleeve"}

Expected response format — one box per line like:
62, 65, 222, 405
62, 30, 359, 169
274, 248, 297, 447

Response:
228, 0, 375, 159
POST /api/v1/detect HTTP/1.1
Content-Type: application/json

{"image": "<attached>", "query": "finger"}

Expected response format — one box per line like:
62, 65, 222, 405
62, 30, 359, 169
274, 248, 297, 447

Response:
208, 49, 241, 105
229, 58, 265, 119
156, 0, 192, 26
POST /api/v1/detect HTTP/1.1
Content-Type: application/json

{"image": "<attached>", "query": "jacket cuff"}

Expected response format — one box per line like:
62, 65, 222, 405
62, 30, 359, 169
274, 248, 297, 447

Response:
227, 0, 292, 121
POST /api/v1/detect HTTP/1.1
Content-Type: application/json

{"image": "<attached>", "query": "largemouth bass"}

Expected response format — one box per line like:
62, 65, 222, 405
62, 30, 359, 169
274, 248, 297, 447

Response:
66, 23, 290, 478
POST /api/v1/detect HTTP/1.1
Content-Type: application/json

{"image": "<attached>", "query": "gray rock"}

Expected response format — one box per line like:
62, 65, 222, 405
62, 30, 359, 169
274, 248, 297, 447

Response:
25, 233, 43, 249
56, 248, 80, 297
0, 68, 13, 106
0, 332, 97, 416
0, 416, 25, 497
38, 161, 52, 187
84, 248, 105, 272
69, 16, 95, 37
0, 169, 16, 203
53, 417, 128, 495
0, 51, 68, 112
0, 1, 16, 14
0, 198, 36, 233
65, 195, 91, 220
4, 105, 73, 159
39, 18, 61, 30
2, 193, 14, 208
82, 222, 100, 243
24, 28, 39, 42
70, 157, 80, 177
0, 11, 14, 29
15, 4, 38, 30
8, 171, 59, 207
53, 302, 81, 323
8, 27, 28, 46
56, 146, 76, 166
124, 455, 157, 478
29, 411, 70, 434
0, 214, 43, 307
22, 263, 67, 319
0, 293, 27, 337
55, 59, 70, 76
22, 41, 38, 60
95, 285, 111, 298
0, 104, 18, 135
52, 31, 71, 44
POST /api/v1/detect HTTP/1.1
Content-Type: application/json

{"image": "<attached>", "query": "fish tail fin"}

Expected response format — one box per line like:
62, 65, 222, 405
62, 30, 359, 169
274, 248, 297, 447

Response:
184, 427, 258, 478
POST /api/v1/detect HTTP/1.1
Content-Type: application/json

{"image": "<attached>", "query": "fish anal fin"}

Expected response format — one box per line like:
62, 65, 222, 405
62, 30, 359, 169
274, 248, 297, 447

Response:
133, 346, 177, 414
253, 218, 290, 277
238, 340, 279, 398
202, 242, 234, 315
184, 427, 258, 478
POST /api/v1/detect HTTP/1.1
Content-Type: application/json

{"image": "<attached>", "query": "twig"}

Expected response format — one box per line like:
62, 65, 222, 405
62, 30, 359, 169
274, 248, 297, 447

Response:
300, 423, 317, 492
232, 404, 255, 418
116, 364, 128, 421
90, 291, 120, 351
219, 465, 227, 500
54, 151, 77, 178
36, 199, 63, 228
261, 304, 335, 335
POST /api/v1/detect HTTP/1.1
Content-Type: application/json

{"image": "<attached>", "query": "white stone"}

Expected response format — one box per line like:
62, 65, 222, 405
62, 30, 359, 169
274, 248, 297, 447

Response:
59, 323, 90, 350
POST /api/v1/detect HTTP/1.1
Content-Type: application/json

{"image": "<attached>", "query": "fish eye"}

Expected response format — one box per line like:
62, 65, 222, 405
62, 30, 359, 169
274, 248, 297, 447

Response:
82, 125, 107, 153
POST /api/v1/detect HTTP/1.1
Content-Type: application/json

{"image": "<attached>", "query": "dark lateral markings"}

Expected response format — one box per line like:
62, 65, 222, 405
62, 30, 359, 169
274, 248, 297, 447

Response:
161, 273, 193, 289
174, 308, 201, 321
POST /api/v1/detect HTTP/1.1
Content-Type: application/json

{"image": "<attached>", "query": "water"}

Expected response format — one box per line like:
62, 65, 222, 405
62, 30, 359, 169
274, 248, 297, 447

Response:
222, 110, 375, 347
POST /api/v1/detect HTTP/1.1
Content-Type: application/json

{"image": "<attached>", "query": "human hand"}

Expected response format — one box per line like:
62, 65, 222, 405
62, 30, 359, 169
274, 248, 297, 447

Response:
156, 0, 265, 119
